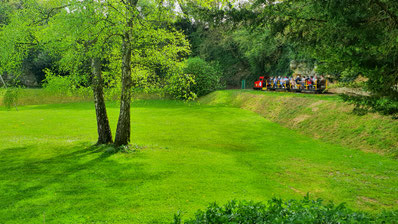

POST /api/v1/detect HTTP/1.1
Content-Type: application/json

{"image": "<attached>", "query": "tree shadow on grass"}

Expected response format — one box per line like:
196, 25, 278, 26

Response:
0, 142, 166, 222
0, 143, 108, 199
19, 101, 120, 111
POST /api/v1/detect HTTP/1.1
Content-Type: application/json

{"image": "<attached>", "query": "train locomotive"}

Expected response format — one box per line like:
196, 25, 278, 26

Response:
253, 76, 266, 90
254, 75, 328, 93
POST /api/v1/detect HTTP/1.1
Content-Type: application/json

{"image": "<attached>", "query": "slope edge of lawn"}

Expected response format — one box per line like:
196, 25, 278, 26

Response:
199, 90, 398, 158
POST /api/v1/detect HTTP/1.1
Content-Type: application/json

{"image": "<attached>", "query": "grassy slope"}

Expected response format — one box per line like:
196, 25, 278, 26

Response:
0, 88, 164, 107
0, 88, 92, 106
199, 90, 398, 157
0, 100, 397, 223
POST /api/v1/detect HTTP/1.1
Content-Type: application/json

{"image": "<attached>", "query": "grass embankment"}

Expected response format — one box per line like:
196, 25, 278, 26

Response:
0, 88, 164, 107
200, 90, 398, 157
0, 99, 397, 223
0, 88, 92, 106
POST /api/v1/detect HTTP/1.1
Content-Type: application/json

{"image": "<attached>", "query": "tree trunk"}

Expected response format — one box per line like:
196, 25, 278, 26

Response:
114, 32, 133, 146
114, 0, 137, 147
91, 57, 113, 144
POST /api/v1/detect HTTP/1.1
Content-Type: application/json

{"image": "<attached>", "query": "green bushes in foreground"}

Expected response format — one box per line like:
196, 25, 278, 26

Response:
174, 196, 397, 224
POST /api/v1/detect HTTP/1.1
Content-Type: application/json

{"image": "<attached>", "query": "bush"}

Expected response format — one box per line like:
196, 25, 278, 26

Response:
183, 57, 224, 97
42, 69, 91, 98
174, 196, 397, 223
166, 73, 197, 101
2, 87, 19, 110
42, 69, 73, 94
340, 94, 398, 117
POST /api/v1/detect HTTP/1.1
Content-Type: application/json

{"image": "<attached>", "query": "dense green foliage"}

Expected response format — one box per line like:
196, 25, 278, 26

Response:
341, 94, 398, 117
183, 57, 224, 97
1, 99, 397, 222
1, 0, 397, 114
166, 73, 197, 100
175, 197, 397, 223
2, 87, 19, 110
165, 57, 225, 100
0, 0, 191, 87
250, 0, 398, 114
175, 10, 293, 87
41, 69, 84, 95
173, 0, 398, 114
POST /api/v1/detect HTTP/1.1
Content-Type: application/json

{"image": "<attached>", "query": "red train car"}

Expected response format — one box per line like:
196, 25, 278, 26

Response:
253, 76, 265, 90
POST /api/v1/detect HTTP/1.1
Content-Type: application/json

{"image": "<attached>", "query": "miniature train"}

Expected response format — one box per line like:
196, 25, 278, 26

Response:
253, 76, 328, 93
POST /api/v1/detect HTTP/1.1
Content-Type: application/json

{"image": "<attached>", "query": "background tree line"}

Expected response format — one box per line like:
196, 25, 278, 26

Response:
1, 0, 397, 121
175, 0, 397, 115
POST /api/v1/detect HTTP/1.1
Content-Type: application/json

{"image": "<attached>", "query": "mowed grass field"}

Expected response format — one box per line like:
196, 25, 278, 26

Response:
0, 100, 397, 223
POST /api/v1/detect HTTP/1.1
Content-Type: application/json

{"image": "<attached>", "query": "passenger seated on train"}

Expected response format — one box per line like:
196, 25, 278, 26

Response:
313, 76, 318, 88
308, 76, 314, 89
318, 75, 326, 88
280, 76, 287, 88
292, 77, 296, 88
295, 75, 301, 88
284, 77, 289, 88
260, 75, 326, 90
277, 76, 282, 86
290, 77, 296, 88
272, 76, 276, 86
300, 76, 306, 87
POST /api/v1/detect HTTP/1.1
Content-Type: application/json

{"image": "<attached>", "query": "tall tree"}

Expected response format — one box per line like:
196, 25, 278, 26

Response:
114, 0, 137, 146
111, 0, 191, 146
45, 0, 191, 146
39, 0, 115, 144
91, 56, 113, 144
1, 0, 203, 147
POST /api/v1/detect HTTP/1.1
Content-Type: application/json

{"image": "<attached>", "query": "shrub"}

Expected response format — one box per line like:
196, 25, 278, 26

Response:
2, 87, 19, 110
42, 69, 74, 94
174, 196, 397, 223
340, 94, 398, 117
183, 57, 224, 97
42, 69, 91, 98
167, 73, 197, 101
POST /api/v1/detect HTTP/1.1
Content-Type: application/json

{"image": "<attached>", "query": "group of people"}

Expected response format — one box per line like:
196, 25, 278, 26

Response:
267, 75, 326, 90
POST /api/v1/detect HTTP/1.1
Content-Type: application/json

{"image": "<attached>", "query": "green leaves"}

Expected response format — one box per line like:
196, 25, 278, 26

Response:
176, 197, 398, 223
2, 87, 20, 110
182, 57, 224, 97
167, 72, 197, 100
249, 0, 398, 114
0, 0, 40, 75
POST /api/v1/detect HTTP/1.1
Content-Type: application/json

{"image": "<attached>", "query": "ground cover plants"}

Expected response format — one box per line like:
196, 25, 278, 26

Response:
175, 197, 397, 223
0, 95, 397, 223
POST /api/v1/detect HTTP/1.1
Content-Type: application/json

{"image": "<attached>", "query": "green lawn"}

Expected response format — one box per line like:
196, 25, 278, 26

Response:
0, 100, 397, 223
